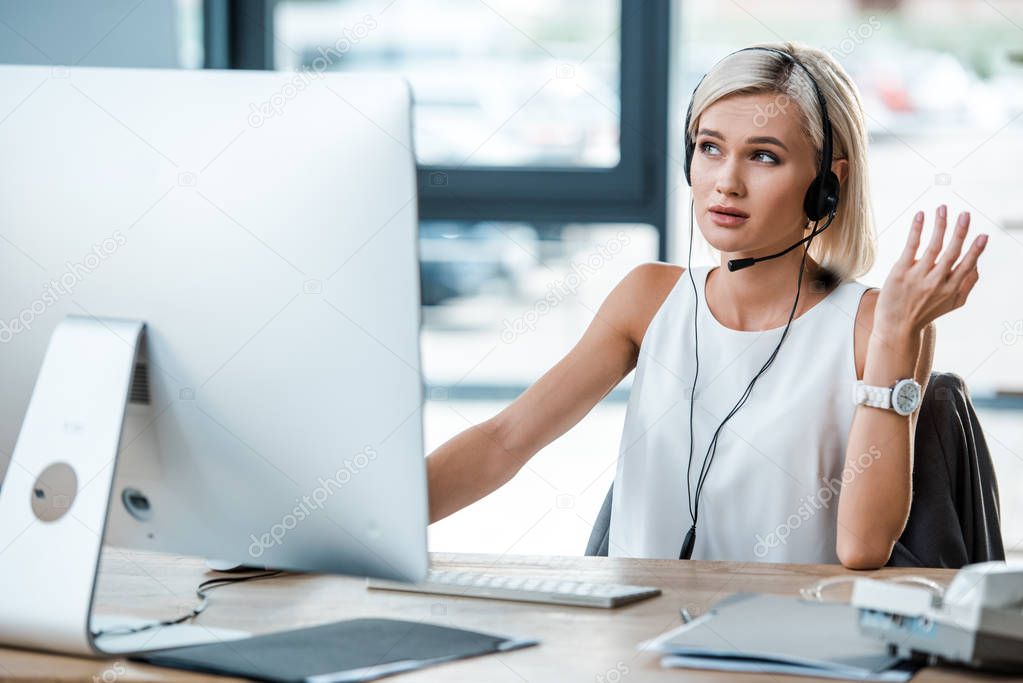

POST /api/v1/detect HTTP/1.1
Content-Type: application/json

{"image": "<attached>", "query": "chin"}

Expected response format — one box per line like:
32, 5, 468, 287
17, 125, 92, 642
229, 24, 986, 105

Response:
700, 224, 752, 251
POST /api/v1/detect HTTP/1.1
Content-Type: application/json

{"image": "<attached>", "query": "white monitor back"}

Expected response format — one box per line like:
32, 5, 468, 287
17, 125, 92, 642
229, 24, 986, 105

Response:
0, 65, 427, 583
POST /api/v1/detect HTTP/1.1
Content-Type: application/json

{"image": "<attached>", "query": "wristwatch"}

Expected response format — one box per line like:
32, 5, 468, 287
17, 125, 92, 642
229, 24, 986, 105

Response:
853, 378, 922, 417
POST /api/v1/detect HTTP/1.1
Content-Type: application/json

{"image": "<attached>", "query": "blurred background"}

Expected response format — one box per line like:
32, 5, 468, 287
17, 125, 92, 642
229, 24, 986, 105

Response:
1, 0, 1020, 559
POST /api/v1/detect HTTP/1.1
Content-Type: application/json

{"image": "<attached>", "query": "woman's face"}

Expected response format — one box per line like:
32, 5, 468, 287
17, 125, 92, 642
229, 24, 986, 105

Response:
690, 91, 820, 256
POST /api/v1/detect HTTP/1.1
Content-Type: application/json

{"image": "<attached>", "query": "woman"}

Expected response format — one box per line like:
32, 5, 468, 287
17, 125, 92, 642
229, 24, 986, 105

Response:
425, 41, 988, 569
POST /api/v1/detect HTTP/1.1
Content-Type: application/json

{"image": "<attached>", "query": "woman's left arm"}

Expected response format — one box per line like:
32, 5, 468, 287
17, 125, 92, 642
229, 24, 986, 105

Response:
836, 205, 988, 570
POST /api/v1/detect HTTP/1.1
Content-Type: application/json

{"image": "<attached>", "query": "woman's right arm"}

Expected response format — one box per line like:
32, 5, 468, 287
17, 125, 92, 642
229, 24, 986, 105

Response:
426, 262, 682, 524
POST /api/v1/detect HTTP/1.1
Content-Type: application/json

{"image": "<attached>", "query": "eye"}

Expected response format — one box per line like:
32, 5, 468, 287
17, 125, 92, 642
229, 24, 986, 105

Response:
698, 142, 778, 164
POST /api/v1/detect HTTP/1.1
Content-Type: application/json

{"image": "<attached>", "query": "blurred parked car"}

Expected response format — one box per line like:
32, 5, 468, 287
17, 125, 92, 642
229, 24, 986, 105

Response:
418, 221, 539, 305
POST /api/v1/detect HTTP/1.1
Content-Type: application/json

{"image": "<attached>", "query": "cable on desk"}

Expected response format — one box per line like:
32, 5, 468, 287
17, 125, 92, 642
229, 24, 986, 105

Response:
799, 575, 946, 603
90, 570, 286, 638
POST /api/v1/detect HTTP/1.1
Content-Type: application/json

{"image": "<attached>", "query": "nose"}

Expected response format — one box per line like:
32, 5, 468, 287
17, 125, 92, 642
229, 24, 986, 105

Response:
713, 157, 745, 197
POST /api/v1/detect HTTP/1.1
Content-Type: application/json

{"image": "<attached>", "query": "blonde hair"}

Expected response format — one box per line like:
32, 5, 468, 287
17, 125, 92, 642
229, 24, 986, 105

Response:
686, 41, 876, 280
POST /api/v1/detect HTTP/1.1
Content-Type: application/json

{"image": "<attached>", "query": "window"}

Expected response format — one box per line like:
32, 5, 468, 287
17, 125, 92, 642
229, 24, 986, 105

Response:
0, 0, 203, 68
419, 221, 657, 389
207, 0, 670, 252
273, 0, 622, 168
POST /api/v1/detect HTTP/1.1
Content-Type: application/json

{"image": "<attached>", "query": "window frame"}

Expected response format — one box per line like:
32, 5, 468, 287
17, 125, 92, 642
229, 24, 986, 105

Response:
204, 0, 671, 259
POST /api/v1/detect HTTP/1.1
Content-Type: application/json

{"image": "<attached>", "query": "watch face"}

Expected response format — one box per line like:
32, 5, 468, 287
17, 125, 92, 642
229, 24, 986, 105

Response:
894, 380, 921, 415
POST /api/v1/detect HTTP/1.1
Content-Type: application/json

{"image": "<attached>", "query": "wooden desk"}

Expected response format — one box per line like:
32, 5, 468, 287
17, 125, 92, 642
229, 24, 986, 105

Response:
0, 550, 1014, 682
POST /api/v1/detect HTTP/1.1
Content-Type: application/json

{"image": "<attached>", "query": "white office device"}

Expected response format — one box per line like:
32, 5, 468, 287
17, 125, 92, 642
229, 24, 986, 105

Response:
853, 562, 1023, 670
367, 570, 662, 608
0, 65, 426, 656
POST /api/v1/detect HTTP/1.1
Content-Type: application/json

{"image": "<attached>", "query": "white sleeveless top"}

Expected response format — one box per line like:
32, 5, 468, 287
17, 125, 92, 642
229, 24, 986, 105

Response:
608, 264, 874, 563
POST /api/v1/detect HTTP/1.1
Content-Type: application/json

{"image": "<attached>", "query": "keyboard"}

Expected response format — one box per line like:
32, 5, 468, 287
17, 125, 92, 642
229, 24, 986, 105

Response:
366, 569, 662, 608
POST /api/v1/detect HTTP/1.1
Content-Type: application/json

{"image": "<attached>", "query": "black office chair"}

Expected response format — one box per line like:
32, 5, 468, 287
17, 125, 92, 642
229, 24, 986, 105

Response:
585, 371, 1005, 568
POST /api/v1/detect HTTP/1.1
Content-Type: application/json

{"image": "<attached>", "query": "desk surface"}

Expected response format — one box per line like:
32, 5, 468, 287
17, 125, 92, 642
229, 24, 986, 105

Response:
0, 550, 1014, 682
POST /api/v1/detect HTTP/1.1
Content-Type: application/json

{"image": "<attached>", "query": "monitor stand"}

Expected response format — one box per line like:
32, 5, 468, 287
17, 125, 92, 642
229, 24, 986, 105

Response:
0, 315, 249, 656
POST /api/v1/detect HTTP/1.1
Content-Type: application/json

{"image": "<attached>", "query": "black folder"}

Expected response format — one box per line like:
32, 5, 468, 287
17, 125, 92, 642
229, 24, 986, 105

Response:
131, 617, 538, 682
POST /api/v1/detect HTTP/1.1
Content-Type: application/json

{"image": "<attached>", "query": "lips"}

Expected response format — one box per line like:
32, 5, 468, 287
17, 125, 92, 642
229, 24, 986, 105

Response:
709, 204, 749, 218
708, 205, 749, 228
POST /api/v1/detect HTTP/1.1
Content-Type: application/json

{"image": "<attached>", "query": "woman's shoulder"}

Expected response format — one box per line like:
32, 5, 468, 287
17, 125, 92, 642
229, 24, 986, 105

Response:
628, 261, 687, 286
618, 262, 688, 349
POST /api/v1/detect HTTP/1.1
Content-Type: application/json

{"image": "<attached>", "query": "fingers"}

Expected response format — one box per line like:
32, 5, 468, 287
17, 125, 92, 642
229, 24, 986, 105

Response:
950, 233, 989, 284
902, 205, 987, 285
898, 210, 925, 267
919, 204, 949, 266
936, 210, 971, 272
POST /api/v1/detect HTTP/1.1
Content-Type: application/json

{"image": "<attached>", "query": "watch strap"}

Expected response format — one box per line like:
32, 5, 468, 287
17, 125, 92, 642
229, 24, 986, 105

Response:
854, 380, 891, 409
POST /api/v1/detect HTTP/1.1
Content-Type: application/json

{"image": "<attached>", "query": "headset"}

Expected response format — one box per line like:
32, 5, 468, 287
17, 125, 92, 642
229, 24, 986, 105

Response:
678, 46, 841, 560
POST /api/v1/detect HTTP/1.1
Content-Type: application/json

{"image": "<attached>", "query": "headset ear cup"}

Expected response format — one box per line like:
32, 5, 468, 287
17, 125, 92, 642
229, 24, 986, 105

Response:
683, 96, 698, 187
804, 170, 840, 221
684, 136, 694, 186
820, 170, 840, 218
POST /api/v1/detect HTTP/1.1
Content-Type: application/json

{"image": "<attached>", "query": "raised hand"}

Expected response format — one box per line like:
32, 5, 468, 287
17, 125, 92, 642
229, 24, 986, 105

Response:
873, 204, 988, 337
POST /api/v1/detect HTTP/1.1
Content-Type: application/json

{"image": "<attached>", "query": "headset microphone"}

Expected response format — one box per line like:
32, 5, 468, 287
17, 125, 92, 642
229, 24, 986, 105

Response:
727, 212, 836, 272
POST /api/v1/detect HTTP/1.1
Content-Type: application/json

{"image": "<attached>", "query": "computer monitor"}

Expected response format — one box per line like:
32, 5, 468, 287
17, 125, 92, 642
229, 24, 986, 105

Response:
0, 64, 428, 654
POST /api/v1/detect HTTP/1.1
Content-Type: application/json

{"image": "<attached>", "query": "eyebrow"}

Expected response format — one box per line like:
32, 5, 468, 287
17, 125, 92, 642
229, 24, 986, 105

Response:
696, 128, 789, 152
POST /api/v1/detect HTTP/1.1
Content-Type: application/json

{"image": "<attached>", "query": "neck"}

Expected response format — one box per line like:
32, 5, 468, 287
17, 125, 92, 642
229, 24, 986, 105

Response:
710, 243, 830, 330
